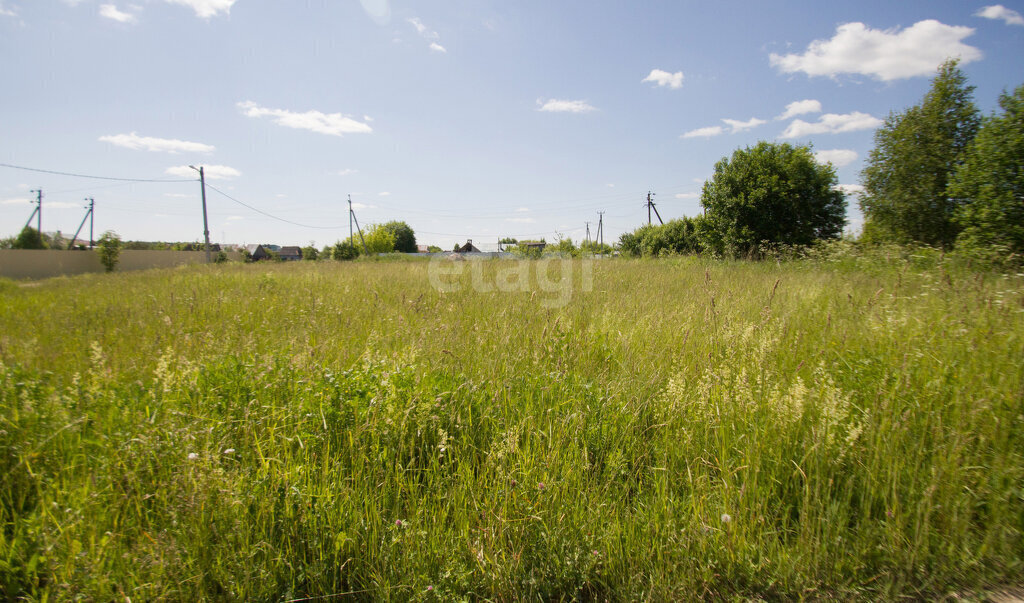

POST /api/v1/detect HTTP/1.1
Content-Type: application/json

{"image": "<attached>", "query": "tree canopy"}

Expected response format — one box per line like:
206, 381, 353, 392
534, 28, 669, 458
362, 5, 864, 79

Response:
12, 226, 46, 250
859, 59, 980, 248
949, 83, 1024, 255
699, 141, 845, 255
381, 221, 417, 253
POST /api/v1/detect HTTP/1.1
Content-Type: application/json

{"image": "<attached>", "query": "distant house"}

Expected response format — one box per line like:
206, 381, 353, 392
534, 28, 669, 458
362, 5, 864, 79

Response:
517, 240, 546, 252
455, 239, 481, 253
245, 244, 270, 261
416, 244, 431, 253
278, 246, 302, 261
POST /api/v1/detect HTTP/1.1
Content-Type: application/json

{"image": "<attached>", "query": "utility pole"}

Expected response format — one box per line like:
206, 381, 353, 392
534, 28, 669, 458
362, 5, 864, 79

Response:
597, 211, 605, 247
68, 198, 94, 250
646, 191, 663, 225
585, 221, 591, 245
189, 165, 212, 263
25, 189, 42, 233
348, 194, 354, 246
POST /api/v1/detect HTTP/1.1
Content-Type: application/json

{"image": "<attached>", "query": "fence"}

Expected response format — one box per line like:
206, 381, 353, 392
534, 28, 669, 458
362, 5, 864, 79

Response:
0, 250, 241, 280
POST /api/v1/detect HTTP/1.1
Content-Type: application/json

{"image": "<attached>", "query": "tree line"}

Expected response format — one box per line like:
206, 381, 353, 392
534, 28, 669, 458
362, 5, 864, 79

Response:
621, 59, 1024, 261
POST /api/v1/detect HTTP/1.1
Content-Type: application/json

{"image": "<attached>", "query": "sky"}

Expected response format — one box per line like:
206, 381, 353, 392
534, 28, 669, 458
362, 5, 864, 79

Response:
1, 0, 1023, 251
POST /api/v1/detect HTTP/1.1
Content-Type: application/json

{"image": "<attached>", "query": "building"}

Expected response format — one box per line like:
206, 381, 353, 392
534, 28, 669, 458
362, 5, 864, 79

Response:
278, 246, 302, 261
455, 239, 481, 253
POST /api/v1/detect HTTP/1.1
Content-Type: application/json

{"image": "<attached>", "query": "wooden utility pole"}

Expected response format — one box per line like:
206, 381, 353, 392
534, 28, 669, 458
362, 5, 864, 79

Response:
189, 166, 212, 263
646, 191, 663, 225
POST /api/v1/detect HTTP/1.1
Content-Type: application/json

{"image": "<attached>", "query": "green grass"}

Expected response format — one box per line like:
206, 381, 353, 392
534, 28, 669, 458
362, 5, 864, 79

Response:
1, 254, 1022, 600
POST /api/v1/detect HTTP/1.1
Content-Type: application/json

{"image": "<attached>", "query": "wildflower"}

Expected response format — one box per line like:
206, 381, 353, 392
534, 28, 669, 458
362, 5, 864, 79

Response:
426, 585, 433, 592
187, 452, 199, 461
395, 519, 404, 527
510, 478, 517, 488
222, 448, 235, 455
721, 513, 731, 524
537, 482, 545, 491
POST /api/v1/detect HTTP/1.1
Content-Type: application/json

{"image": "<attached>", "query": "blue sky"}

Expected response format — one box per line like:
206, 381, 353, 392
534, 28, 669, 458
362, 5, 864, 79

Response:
2, 0, 1023, 250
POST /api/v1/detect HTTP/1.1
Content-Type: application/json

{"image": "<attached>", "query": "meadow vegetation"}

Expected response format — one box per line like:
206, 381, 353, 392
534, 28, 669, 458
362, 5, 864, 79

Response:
1, 248, 1022, 599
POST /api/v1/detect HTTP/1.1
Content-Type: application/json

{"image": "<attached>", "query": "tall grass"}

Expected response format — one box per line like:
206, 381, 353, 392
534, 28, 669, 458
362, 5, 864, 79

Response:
1, 256, 1022, 599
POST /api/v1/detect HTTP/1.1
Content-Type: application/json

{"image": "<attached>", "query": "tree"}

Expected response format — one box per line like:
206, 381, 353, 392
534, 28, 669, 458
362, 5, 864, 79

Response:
301, 244, 319, 260
618, 217, 704, 257
699, 141, 845, 255
12, 226, 46, 249
331, 240, 358, 261
361, 224, 396, 254
948, 84, 1024, 255
859, 59, 980, 248
381, 221, 417, 253
97, 231, 122, 272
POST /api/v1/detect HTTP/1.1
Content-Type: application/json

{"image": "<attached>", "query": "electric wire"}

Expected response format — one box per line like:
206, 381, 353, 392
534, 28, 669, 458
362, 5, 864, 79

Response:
0, 162, 193, 183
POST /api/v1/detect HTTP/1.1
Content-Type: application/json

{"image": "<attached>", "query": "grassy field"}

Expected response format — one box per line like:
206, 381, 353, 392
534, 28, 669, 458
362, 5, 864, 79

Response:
1, 251, 1022, 600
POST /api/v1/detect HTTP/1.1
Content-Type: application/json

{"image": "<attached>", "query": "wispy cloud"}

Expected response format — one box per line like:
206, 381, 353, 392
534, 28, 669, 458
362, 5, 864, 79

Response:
1, 197, 31, 205
777, 99, 822, 120
165, 165, 240, 180
350, 202, 375, 210
238, 101, 373, 137
408, 16, 447, 53
99, 132, 214, 154
0, 2, 18, 17
781, 111, 882, 138
642, 68, 684, 89
722, 117, 767, 133
976, 4, 1024, 25
336, 168, 358, 176
814, 149, 859, 167
834, 184, 865, 195
99, 4, 137, 23
164, 0, 236, 18
537, 98, 597, 113
681, 125, 724, 138
378, 191, 390, 197
515, 207, 530, 212
506, 217, 536, 223
3, 197, 79, 208
674, 192, 700, 199
770, 20, 982, 81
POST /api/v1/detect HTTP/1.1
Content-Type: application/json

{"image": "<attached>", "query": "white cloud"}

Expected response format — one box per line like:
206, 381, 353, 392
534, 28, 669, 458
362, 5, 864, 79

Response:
0, 3, 17, 17
4, 197, 78, 208
833, 184, 865, 195
976, 5, 1024, 26
408, 16, 446, 53
675, 192, 700, 199
99, 4, 137, 23
407, 17, 436, 39
1, 197, 31, 205
781, 111, 883, 138
378, 191, 390, 196
537, 98, 597, 113
165, 165, 240, 180
506, 217, 536, 223
814, 149, 859, 167
642, 69, 684, 89
164, 0, 236, 18
226, 215, 244, 221
99, 132, 214, 154
515, 207, 530, 212
770, 20, 982, 81
681, 125, 724, 138
350, 202, 374, 210
336, 168, 358, 176
238, 101, 373, 137
722, 117, 767, 133
777, 99, 822, 120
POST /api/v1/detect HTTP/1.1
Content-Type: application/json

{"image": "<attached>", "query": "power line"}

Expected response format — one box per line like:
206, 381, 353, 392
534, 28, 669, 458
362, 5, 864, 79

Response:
205, 183, 346, 230
0, 162, 193, 183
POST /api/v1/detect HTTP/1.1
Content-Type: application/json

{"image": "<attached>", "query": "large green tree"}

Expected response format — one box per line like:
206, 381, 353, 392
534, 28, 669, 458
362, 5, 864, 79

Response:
948, 84, 1024, 255
12, 226, 46, 249
859, 59, 980, 248
381, 221, 417, 253
699, 141, 845, 255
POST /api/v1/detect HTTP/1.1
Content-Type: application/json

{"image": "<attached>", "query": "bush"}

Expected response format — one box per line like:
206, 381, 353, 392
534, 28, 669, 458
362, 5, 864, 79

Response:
97, 231, 122, 272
